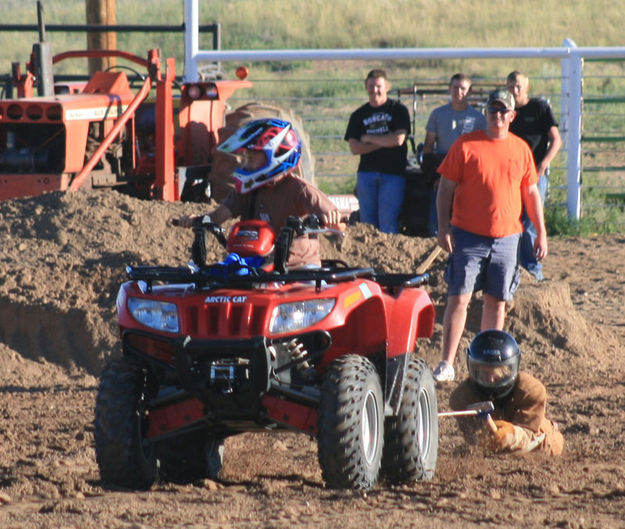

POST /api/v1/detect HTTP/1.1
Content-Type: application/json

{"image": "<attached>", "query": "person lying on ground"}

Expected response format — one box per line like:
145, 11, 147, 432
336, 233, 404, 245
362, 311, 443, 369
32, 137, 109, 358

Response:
449, 329, 564, 456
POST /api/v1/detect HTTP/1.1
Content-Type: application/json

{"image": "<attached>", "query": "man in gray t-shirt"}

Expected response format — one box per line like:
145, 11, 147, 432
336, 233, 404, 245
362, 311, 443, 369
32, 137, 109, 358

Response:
425, 102, 486, 154
422, 73, 487, 235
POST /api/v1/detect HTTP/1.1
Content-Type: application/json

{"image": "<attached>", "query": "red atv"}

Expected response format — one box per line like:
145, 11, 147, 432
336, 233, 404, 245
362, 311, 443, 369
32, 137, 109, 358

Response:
94, 216, 438, 490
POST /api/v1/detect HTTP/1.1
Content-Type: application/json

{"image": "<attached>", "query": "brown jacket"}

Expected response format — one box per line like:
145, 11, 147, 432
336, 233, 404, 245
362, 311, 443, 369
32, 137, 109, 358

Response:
449, 372, 564, 456
223, 174, 338, 269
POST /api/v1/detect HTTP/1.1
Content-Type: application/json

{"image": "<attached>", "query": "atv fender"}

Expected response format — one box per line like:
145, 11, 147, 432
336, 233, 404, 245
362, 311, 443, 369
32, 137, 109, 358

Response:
386, 288, 435, 357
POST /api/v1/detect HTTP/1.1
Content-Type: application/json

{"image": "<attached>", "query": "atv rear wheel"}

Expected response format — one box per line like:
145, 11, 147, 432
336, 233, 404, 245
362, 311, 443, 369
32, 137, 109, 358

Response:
94, 357, 158, 490
317, 355, 384, 490
157, 430, 225, 484
380, 356, 438, 484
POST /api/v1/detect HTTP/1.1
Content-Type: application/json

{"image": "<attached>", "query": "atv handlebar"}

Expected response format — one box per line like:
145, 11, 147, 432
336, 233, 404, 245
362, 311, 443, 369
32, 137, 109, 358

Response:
285, 214, 348, 237
173, 214, 348, 271
273, 215, 346, 274
173, 215, 227, 247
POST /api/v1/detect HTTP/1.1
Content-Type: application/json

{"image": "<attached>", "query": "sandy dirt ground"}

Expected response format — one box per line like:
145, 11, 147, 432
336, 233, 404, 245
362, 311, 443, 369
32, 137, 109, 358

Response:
0, 189, 624, 529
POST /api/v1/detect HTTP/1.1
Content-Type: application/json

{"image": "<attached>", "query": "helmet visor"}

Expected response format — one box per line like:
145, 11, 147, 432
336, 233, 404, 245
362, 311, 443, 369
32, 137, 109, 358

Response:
468, 357, 518, 391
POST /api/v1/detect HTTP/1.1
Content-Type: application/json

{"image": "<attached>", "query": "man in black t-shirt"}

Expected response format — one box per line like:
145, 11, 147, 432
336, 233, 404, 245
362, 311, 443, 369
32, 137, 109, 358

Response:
344, 69, 411, 233
507, 71, 562, 281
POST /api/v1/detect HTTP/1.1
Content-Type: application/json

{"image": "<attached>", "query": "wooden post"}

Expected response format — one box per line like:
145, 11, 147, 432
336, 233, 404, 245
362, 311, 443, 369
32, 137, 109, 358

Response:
86, 0, 116, 74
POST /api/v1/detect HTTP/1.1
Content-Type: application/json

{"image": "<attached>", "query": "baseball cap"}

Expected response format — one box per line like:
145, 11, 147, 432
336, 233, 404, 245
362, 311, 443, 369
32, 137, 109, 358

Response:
487, 89, 515, 110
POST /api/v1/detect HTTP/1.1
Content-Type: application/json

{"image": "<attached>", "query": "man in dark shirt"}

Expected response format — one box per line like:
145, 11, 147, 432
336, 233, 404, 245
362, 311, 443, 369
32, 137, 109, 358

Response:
344, 69, 411, 234
507, 71, 562, 281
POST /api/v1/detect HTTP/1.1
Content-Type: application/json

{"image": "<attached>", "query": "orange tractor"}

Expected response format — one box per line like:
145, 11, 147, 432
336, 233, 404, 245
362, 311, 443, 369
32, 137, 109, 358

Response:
0, 44, 258, 203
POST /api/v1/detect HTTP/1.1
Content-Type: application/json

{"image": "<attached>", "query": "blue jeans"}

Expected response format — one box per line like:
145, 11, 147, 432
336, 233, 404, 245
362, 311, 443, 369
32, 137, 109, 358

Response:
520, 173, 548, 280
356, 171, 405, 234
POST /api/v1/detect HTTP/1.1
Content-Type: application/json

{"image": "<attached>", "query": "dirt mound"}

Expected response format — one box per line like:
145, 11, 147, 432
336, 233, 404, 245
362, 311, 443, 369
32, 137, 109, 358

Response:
0, 190, 199, 372
0, 342, 95, 388
0, 190, 438, 376
508, 281, 621, 377
0, 188, 619, 379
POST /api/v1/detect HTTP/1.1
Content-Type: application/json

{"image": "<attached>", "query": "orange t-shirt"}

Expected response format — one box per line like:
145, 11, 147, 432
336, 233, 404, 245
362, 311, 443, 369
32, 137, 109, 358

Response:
437, 130, 538, 238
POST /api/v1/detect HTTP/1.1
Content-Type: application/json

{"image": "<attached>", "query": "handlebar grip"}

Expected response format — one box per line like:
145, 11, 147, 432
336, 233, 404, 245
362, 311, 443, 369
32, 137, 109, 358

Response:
172, 215, 212, 229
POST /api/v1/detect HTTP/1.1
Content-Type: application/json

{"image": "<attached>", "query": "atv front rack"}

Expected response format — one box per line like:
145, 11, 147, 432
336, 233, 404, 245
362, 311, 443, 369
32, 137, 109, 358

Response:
126, 264, 429, 292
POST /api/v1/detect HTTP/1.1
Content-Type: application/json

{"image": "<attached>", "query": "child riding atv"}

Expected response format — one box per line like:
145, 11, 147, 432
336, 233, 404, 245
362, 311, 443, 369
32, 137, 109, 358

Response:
176, 117, 345, 269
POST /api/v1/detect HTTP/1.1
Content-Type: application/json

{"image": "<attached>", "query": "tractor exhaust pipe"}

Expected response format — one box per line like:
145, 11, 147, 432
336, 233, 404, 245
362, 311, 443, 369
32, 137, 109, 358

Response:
33, 1, 54, 97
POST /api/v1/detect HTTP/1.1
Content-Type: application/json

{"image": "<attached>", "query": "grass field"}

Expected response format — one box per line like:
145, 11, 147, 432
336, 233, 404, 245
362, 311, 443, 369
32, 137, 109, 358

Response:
4, 0, 625, 77
2, 0, 625, 232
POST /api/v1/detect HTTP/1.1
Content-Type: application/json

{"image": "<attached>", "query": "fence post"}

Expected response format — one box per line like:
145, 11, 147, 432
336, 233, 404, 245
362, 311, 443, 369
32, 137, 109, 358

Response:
560, 41, 571, 149
184, 0, 198, 83
562, 38, 583, 220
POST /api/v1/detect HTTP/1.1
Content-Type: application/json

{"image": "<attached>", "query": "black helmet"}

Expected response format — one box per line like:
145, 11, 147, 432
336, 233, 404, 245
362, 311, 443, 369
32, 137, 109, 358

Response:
466, 330, 520, 399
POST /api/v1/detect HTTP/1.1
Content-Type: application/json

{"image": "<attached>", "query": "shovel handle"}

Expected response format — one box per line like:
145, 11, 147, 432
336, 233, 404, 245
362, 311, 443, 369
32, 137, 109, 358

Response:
416, 245, 443, 274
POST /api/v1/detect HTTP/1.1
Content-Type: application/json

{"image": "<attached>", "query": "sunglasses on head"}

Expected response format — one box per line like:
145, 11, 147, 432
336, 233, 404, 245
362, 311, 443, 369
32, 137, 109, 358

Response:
487, 106, 511, 115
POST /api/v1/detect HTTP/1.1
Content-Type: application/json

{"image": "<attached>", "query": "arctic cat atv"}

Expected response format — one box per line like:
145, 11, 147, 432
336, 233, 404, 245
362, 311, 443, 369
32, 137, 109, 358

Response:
94, 215, 438, 490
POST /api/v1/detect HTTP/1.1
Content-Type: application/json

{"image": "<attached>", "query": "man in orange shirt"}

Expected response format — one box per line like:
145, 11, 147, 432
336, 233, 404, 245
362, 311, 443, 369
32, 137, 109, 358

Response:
432, 89, 547, 383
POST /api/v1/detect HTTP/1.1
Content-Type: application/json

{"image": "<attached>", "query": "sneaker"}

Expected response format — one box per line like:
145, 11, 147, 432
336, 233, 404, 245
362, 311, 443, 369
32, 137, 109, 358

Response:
433, 361, 455, 382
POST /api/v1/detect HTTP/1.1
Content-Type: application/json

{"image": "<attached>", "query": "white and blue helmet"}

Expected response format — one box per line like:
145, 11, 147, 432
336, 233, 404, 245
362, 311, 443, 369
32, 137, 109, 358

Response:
217, 118, 302, 193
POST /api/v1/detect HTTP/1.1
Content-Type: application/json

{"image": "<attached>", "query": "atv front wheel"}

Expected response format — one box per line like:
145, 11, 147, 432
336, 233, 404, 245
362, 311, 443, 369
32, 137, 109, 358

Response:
94, 357, 158, 489
317, 355, 384, 490
381, 356, 438, 484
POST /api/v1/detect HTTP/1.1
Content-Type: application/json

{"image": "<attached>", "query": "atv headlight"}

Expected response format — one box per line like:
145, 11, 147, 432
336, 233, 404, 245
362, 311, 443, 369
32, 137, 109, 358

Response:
128, 297, 179, 333
269, 298, 335, 335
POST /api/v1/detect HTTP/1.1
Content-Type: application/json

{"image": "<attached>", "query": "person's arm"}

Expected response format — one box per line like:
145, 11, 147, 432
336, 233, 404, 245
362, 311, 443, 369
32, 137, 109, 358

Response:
522, 184, 548, 260
422, 131, 437, 154
175, 203, 233, 228
485, 377, 549, 454
345, 110, 374, 156
300, 183, 347, 233
360, 129, 407, 149
347, 137, 380, 155
484, 420, 545, 453
536, 125, 562, 177
436, 176, 457, 253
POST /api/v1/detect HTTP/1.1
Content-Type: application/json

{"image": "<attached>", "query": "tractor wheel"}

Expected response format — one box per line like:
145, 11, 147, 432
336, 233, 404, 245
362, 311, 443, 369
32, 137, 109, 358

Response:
208, 102, 315, 202
94, 357, 159, 490
317, 355, 384, 490
380, 356, 438, 484
157, 431, 225, 484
